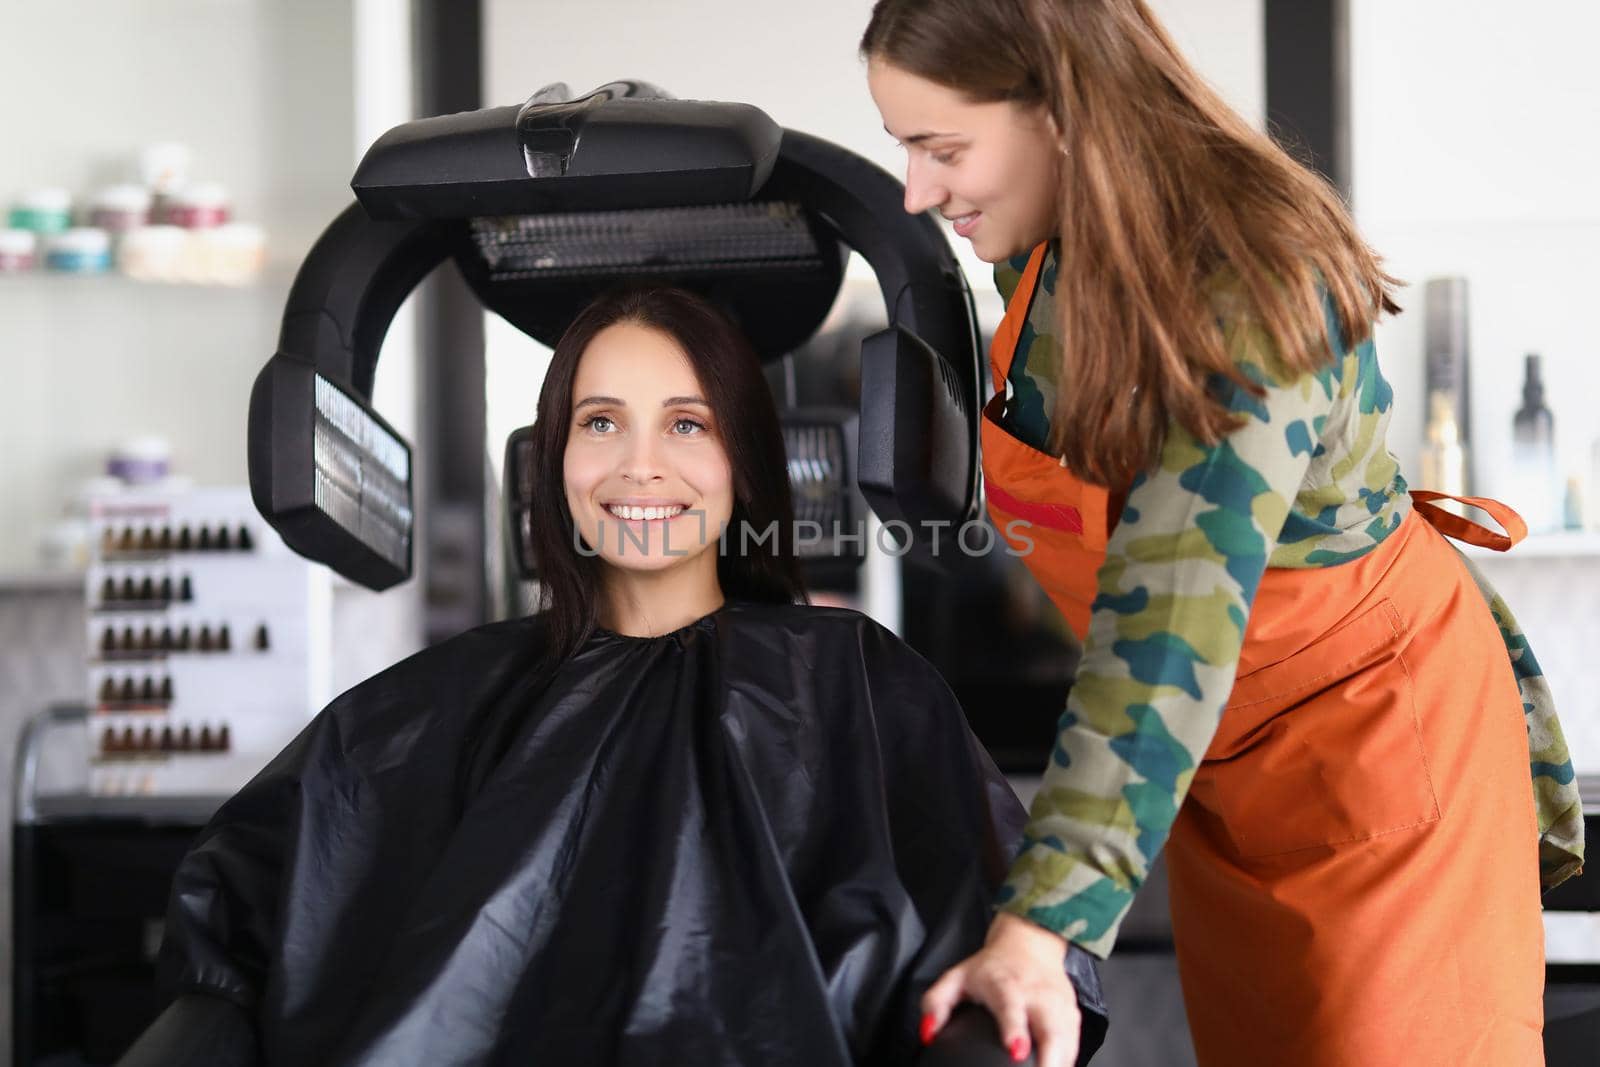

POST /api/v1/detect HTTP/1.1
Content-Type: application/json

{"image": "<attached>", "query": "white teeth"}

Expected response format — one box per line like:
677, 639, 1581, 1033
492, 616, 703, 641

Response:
606, 504, 684, 521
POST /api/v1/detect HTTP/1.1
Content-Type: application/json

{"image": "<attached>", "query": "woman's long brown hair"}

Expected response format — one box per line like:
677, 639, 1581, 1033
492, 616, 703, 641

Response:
863, 0, 1400, 486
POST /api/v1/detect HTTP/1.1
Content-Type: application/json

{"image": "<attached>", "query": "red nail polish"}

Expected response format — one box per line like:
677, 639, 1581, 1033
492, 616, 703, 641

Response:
920, 1013, 938, 1045
1009, 1036, 1029, 1062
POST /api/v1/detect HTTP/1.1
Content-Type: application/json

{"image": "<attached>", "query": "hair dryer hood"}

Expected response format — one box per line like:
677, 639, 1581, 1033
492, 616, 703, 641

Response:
352, 81, 783, 218
250, 82, 982, 592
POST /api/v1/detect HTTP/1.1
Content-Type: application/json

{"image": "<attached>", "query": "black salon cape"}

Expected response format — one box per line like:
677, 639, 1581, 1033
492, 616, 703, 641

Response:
159, 601, 1107, 1066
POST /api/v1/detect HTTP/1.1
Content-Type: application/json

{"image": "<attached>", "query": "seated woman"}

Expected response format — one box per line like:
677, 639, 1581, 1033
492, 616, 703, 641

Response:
148, 286, 1107, 1066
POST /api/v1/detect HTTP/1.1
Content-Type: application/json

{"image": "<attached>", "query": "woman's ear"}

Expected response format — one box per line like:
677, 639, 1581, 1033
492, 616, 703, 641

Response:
1044, 108, 1069, 157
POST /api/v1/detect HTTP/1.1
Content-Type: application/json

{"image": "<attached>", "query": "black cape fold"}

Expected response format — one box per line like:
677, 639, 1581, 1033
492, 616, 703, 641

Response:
159, 601, 1107, 1065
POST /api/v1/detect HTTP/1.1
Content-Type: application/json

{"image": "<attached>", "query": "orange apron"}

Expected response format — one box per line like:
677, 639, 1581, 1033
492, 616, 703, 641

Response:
983, 245, 1545, 1065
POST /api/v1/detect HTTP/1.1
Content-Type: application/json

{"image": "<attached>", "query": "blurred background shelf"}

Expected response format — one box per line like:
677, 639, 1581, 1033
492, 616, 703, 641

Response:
0, 257, 303, 296
1461, 531, 1600, 559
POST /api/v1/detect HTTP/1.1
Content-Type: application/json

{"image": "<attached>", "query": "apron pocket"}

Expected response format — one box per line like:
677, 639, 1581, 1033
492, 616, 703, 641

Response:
1212, 598, 1441, 859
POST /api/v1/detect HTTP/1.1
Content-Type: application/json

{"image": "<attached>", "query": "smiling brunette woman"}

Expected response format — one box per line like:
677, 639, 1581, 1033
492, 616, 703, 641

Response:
141, 285, 1107, 1067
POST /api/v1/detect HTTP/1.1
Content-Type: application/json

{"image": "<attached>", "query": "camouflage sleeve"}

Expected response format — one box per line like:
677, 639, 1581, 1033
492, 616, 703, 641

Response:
1453, 551, 1585, 889
996, 313, 1339, 958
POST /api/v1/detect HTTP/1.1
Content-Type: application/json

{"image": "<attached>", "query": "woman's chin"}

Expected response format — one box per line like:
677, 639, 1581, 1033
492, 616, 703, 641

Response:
970, 233, 1020, 263
973, 224, 1057, 263
599, 547, 713, 574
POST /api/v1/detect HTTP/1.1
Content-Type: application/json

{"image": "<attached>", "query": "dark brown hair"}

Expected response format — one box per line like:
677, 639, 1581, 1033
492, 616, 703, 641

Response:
527, 286, 807, 665
863, 0, 1400, 486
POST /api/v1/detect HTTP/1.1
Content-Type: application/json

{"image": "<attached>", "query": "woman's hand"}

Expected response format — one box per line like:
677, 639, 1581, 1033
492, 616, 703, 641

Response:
920, 911, 1082, 1066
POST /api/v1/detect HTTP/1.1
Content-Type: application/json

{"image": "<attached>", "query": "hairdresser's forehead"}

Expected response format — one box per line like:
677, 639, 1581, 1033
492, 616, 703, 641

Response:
869, 57, 991, 140
572, 321, 704, 407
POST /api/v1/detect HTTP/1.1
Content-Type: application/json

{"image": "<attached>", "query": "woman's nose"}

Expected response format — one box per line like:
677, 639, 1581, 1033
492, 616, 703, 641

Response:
902, 157, 947, 216
619, 436, 665, 483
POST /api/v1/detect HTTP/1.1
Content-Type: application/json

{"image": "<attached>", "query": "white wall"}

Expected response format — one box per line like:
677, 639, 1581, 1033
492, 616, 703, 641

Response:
0, 1, 359, 573
0, 9, 431, 1059
1351, 0, 1600, 499
1148, 0, 1264, 128
1350, 0, 1600, 770
485, 0, 1262, 319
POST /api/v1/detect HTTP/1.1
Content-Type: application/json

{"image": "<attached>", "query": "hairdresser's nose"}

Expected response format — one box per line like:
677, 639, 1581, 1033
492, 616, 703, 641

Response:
903, 154, 947, 216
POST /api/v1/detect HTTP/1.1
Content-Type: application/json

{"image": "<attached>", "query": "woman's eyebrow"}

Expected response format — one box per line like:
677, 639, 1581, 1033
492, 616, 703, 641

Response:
884, 125, 959, 145
574, 395, 707, 409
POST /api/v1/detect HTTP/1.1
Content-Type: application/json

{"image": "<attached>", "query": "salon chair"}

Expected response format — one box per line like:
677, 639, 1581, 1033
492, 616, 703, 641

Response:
114, 82, 1107, 1066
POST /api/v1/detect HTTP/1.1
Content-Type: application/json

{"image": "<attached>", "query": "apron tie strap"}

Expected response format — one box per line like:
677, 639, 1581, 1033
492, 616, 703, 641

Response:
1410, 490, 1527, 552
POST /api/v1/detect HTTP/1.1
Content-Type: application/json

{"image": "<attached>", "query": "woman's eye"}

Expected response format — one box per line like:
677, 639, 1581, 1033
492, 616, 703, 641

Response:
670, 417, 706, 435
580, 415, 615, 433
932, 150, 958, 165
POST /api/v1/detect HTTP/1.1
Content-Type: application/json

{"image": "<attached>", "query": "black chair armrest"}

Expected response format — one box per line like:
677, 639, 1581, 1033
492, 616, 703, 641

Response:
918, 1004, 1037, 1067
115, 992, 259, 1067
919, 998, 1108, 1067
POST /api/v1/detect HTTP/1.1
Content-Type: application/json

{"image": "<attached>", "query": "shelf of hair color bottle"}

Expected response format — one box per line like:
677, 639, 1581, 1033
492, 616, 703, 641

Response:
0, 256, 299, 292
99, 520, 258, 558
93, 672, 173, 707
91, 573, 194, 613
92, 620, 260, 662
95, 721, 231, 760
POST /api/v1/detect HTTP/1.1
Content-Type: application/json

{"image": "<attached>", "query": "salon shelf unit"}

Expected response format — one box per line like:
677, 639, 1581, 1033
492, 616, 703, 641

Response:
82, 485, 332, 796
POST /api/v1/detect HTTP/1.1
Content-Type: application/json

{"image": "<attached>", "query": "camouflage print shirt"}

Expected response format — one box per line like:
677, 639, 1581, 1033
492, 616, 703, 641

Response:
990, 246, 1583, 958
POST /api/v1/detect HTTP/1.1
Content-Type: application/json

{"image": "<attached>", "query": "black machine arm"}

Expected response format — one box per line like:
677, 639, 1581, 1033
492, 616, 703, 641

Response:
247, 206, 451, 591
760, 128, 983, 544
275, 203, 451, 400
